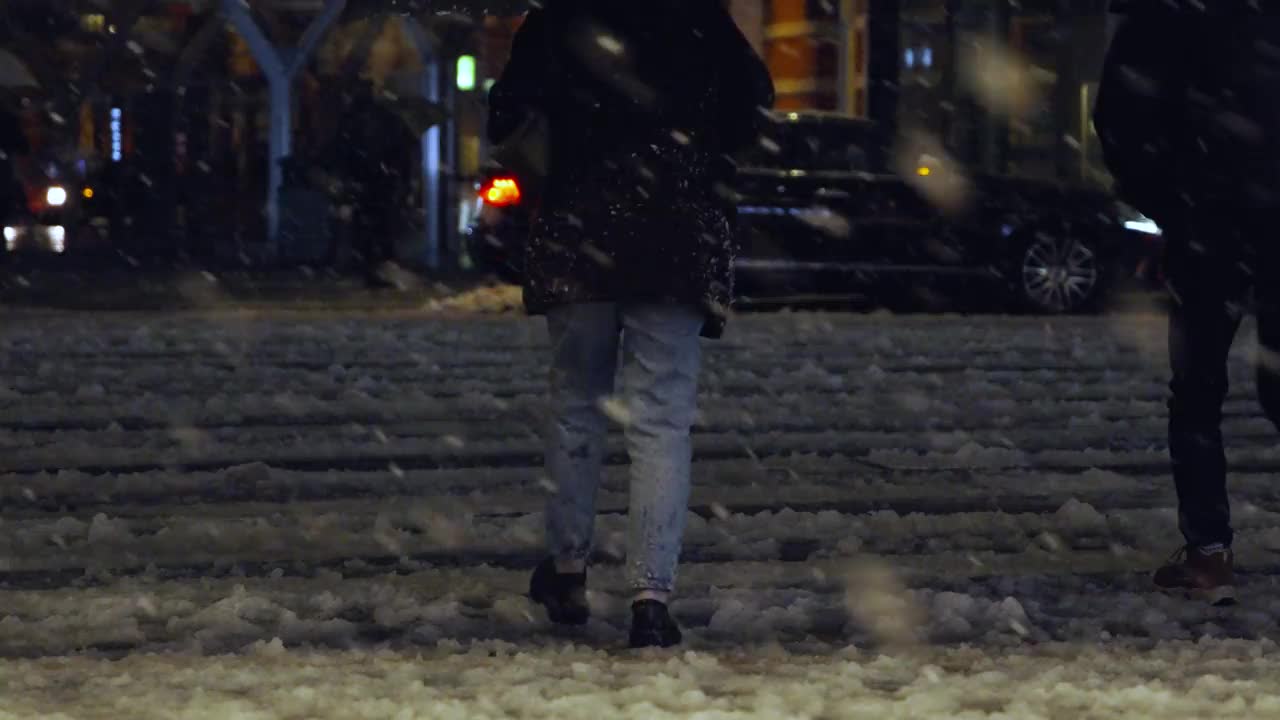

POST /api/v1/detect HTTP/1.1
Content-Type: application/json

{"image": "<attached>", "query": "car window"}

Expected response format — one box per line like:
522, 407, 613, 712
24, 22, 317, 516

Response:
738, 119, 876, 173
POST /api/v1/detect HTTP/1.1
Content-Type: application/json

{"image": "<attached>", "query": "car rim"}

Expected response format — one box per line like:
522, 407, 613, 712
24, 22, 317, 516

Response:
1021, 235, 1098, 312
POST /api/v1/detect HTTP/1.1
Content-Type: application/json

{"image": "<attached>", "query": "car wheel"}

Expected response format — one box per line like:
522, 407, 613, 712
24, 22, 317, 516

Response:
1016, 232, 1105, 313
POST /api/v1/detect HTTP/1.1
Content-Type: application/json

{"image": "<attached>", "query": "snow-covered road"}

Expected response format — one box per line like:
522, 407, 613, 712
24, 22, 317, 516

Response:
2, 307, 1279, 718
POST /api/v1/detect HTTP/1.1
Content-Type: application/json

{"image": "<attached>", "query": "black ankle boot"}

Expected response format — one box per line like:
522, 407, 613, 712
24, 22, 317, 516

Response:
529, 558, 590, 626
630, 599, 682, 648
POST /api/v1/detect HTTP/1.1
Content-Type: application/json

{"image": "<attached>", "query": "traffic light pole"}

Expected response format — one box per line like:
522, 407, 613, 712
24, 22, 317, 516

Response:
222, 0, 346, 259
400, 17, 446, 271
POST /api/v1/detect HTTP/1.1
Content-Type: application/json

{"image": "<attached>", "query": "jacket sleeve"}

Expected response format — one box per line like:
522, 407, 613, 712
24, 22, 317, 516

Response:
1092, 18, 1188, 220
713, 12, 775, 154
488, 11, 551, 145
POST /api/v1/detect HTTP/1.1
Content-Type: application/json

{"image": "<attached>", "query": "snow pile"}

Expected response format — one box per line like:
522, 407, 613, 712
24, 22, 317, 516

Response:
4, 641, 1280, 719
424, 284, 524, 314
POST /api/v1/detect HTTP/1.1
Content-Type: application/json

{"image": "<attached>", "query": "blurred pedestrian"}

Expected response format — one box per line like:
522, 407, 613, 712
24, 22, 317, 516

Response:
489, 0, 773, 647
1094, 3, 1280, 605
332, 81, 414, 287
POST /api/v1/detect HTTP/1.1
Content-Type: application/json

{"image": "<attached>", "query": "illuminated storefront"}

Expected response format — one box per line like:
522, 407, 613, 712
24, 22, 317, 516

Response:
751, 0, 1113, 183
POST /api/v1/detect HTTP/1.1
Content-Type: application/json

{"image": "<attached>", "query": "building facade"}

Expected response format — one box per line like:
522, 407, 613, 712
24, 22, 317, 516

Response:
476, 1, 1113, 184
738, 0, 1114, 183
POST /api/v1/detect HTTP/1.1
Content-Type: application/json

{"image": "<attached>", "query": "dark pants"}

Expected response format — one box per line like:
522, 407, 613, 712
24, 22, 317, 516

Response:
355, 201, 397, 278
1165, 215, 1280, 548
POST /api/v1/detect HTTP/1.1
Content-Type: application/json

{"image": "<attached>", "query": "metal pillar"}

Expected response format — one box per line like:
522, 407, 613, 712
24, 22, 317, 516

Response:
401, 16, 445, 271
443, 63, 460, 262
222, 0, 346, 256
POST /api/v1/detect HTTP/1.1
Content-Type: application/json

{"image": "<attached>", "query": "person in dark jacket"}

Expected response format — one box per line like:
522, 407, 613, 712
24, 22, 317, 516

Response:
488, 0, 774, 647
1094, 5, 1280, 605
332, 82, 414, 287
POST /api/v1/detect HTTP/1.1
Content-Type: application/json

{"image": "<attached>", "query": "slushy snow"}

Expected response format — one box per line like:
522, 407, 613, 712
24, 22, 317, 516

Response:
1, 308, 1279, 718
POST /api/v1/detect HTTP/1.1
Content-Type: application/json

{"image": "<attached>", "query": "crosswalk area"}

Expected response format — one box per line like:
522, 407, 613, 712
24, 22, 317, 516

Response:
2, 309, 1279, 718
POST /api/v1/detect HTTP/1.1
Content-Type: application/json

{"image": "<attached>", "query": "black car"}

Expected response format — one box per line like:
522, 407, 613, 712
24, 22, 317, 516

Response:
3, 153, 112, 259
468, 112, 1161, 313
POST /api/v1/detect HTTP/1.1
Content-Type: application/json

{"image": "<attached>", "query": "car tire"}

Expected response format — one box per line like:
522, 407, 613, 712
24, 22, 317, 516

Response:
1011, 230, 1112, 314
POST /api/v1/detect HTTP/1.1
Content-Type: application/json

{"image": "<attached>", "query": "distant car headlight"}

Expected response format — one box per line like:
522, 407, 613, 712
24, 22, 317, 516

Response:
1116, 202, 1163, 236
1123, 217, 1163, 236
3, 226, 16, 251
46, 186, 68, 207
49, 225, 66, 253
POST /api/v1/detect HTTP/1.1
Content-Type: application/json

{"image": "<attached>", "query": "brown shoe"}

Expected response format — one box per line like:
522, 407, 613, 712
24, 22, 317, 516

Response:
1153, 545, 1236, 606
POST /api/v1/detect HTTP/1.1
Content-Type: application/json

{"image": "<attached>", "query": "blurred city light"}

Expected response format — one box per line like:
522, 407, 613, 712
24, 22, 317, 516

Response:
110, 108, 123, 162
456, 54, 477, 91
48, 225, 66, 253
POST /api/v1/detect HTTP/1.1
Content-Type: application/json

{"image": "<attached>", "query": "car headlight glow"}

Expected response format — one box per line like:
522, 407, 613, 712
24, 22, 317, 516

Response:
49, 225, 66, 253
46, 186, 68, 207
1123, 218, 1163, 236
3, 226, 16, 250
1117, 203, 1164, 237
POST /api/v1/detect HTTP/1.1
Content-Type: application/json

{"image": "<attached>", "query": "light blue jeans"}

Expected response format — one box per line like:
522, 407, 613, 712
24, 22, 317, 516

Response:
545, 303, 705, 593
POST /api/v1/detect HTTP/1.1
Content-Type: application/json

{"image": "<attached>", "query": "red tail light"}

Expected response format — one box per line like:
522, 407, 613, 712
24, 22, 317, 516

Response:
481, 177, 522, 207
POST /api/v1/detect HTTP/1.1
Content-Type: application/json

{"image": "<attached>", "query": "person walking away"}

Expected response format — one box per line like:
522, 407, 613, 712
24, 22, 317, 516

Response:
333, 82, 413, 288
1094, 2, 1280, 605
488, 0, 774, 647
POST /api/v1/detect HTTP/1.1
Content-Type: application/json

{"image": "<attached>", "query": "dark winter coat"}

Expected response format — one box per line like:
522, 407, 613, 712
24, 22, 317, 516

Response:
1109, 0, 1278, 13
488, 0, 774, 338
1094, 14, 1280, 222
333, 92, 415, 213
